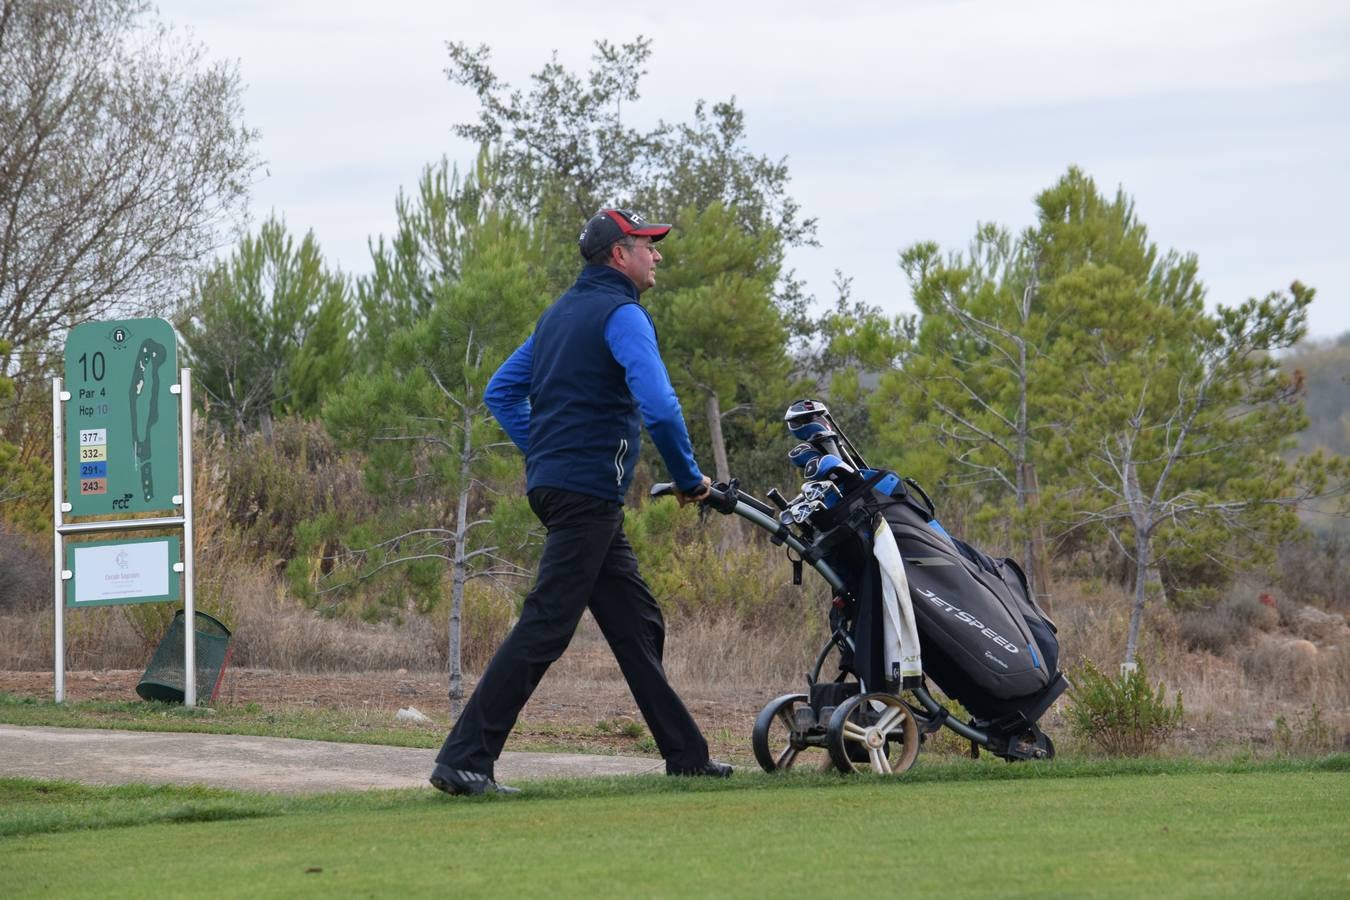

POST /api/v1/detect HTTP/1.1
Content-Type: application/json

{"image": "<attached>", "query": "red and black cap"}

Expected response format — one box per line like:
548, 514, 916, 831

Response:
579, 209, 671, 260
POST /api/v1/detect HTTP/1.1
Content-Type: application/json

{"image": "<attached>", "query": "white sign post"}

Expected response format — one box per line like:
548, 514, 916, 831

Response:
53, 319, 196, 706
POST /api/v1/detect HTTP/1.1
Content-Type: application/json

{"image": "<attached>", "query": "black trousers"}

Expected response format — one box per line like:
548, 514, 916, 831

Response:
436, 487, 709, 776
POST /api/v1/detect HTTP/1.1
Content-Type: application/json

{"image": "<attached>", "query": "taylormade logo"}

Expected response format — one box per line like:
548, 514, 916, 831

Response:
915, 587, 1020, 655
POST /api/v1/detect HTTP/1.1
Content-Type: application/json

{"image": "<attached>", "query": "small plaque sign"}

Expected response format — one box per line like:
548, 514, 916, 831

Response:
65, 536, 181, 608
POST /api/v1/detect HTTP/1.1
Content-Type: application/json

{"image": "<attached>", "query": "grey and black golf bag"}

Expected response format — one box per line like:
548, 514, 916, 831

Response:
784, 400, 1065, 740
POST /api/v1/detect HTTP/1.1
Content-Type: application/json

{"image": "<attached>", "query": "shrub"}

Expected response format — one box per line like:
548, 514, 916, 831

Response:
1176, 592, 1278, 655
0, 525, 48, 613
624, 501, 818, 627
217, 416, 375, 563
1272, 704, 1337, 757
1176, 608, 1246, 656
1242, 635, 1321, 697
1066, 658, 1184, 756
431, 580, 516, 674
1276, 531, 1348, 613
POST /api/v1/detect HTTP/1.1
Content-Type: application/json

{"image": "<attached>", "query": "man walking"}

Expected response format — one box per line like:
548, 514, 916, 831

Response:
430, 209, 732, 795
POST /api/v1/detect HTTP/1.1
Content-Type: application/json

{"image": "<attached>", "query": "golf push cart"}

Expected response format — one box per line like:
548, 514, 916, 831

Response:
654, 399, 1066, 776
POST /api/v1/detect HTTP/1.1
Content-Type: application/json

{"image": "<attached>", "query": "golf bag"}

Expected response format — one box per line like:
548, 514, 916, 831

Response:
784, 402, 1065, 737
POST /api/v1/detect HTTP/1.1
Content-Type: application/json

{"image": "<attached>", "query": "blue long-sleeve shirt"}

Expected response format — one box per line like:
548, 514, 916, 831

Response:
485, 303, 704, 492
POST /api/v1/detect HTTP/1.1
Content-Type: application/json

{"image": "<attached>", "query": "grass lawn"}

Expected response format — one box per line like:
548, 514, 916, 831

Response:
3, 759, 1347, 898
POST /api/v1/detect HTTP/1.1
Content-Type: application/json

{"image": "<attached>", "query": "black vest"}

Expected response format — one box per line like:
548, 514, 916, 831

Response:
526, 266, 644, 502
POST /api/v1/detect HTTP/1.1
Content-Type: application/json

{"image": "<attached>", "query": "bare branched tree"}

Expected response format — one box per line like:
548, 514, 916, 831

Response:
0, 0, 259, 375
890, 228, 1058, 609
1062, 282, 1345, 667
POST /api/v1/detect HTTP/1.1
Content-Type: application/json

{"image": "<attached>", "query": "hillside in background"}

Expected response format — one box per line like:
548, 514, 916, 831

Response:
1285, 332, 1350, 457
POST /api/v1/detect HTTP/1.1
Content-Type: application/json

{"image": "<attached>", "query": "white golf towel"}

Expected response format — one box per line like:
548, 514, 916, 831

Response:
873, 516, 923, 685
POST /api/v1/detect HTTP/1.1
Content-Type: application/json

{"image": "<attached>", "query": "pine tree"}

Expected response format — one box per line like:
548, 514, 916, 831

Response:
874, 168, 1345, 662
318, 163, 544, 715
179, 217, 353, 437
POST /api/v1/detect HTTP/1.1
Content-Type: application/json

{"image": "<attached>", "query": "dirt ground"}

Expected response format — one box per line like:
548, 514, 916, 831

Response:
0, 665, 762, 726
0, 652, 771, 760
9, 633, 1332, 758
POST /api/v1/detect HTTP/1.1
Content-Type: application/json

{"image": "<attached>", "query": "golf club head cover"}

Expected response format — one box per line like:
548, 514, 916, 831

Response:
805, 454, 863, 491
787, 419, 830, 442
800, 425, 843, 459
787, 442, 822, 469
802, 454, 843, 480
784, 398, 830, 429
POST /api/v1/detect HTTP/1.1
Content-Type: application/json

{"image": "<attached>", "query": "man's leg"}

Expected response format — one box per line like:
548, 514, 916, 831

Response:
435, 489, 622, 777
587, 529, 711, 773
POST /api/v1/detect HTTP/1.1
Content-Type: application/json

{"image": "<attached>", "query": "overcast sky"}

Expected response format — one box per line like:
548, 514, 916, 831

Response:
162, 0, 1350, 339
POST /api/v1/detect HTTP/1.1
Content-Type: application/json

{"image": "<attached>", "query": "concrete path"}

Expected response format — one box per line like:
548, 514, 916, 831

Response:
0, 725, 665, 794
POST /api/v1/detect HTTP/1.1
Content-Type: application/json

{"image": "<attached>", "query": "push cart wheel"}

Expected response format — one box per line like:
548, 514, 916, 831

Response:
751, 693, 818, 773
826, 692, 920, 776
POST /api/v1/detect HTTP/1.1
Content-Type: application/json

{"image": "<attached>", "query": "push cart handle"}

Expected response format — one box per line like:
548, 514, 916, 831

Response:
651, 479, 780, 517
650, 479, 846, 593
650, 480, 738, 514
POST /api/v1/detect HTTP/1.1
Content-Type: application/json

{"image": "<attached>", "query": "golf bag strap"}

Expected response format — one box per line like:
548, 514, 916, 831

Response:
808, 468, 891, 534
864, 471, 937, 524
901, 477, 936, 519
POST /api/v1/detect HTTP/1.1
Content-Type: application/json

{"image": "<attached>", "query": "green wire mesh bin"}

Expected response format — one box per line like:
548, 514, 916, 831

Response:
136, 610, 233, 704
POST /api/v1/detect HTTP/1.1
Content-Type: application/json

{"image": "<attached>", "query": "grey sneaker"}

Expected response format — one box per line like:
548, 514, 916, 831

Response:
430, 764, 520, 796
